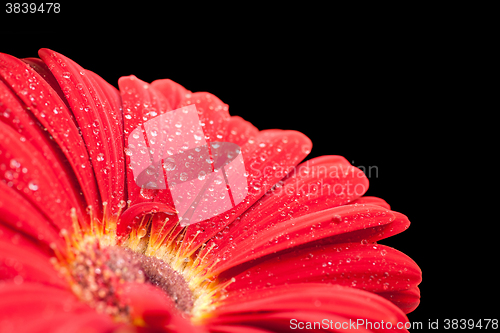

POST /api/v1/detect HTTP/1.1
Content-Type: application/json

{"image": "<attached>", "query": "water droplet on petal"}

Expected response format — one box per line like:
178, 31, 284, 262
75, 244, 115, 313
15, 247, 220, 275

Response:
124, 148, 133, 156
331, 215, 342, 223
28, 180, 38, 191
10, 159, 21, 169
140, 188, 155, 199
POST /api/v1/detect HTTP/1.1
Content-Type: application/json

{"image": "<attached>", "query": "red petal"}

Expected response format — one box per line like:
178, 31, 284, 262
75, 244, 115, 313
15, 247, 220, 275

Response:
182, 129, 312, 256
0, 182, 63, 250
223, 115, 259, 147
150, 78, 191, 110
151, 90, 231, 242
117, 282, 201, 332
377, 287, 421, 314
22, 57, 69, 109
0, 52, 100, 224
0, 121, 76, 231
0, 225, 67, 288
221, 242, 421, 312
207, 324, 276, 333
209, 204, 406, 275
117, 202, 177, 237
24, 311, 126, 333
0, 78, 87, 223
38, 49, 126, 221
208, 312, 374, 333
209, 283, 409, 332
328, 211, 410, 245
118, 75, 173, 208
209, 155, 369, 258
0, 282, 119, 333
85, 69, 124, 127
352, 196, 391, 209
177, 91, 230, 143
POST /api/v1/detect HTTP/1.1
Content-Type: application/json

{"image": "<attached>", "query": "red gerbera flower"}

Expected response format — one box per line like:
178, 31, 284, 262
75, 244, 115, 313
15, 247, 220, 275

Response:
0, 49, 421, 332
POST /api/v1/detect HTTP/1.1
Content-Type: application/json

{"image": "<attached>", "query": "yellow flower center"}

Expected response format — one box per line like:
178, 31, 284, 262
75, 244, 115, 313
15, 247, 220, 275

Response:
51, 205, 234, 326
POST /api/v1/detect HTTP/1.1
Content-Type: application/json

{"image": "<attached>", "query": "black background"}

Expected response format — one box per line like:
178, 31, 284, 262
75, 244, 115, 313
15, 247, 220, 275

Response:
1, 5, 495, 330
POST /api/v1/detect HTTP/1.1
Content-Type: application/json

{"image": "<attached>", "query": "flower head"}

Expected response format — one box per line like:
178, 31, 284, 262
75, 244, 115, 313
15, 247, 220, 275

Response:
0, 49, 421, 332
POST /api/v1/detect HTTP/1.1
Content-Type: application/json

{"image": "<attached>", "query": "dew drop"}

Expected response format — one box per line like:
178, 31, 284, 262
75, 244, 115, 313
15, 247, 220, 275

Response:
140, 188, 155, 199
137, 227, 148, 238
164, 161, 176, 171
28, 180, 38, 191
331, 215, 342, 223
10, 159, 21, 169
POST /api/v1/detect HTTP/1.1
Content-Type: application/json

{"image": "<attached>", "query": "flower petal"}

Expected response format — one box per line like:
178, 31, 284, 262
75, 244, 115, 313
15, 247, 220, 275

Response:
25, 311, 126, 333
118, 75, 173, 208
208, 204, 407, 275
0, 52, 100, 225
150, 78, 191, 110
0, 182, 63, 250
117, 75, 182, 242
208, 156, 369, 258
117, 202, 177, 237
182, 129, 312, 256
0, 78, 87, 223
22, 57, 69, 109
0, 121, 76, 231
220, 242, 421, 313
209, 283, 409, 332
0, 282, 119, 333
177, 91, 230, 143
223, 115, 259, 147
377, 287, 421, 314
117, 282, 202, 332
351, 196, 391, 209
208, 312, 374, 333
0, 224, 67, 288
38, 49, 126, 221
207, 324, 276, 333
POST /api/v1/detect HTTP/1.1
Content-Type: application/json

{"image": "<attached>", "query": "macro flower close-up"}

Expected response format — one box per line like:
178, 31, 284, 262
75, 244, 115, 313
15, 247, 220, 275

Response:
0, 48, 422, 332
